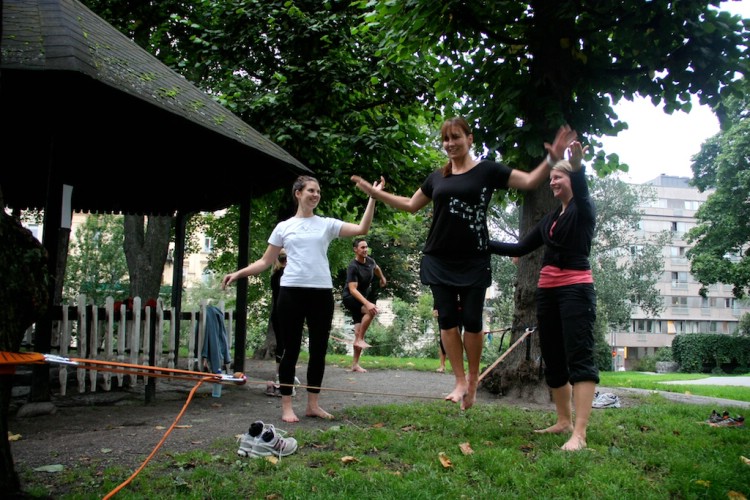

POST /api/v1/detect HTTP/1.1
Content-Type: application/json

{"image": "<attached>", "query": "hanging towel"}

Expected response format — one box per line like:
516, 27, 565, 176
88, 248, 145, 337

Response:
201, 305, 231, 373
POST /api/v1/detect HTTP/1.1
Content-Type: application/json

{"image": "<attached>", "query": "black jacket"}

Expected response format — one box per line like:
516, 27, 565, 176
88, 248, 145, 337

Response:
489, 167, 595, 270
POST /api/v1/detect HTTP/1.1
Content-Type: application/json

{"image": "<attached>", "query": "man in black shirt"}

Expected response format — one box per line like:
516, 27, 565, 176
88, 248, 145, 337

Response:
342, 238, 386, 372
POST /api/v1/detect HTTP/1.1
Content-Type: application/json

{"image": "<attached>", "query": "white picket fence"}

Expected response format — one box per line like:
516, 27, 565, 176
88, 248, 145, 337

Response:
23, 295, 235, 395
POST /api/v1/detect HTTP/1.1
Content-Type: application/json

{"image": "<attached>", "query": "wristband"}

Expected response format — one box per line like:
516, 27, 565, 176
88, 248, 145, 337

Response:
545, 154, 556, 168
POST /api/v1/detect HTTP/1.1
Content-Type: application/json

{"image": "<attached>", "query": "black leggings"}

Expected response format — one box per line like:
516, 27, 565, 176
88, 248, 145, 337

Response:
276, 287, 334, 396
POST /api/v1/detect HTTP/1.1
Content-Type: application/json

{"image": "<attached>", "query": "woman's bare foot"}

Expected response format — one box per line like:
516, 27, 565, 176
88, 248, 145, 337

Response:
534, 423, 574, 434
444, 380, 468, 403
353, 340, 371, 349
282, 410, 300, 423
352, 365, 367, 373
281, 396, 298, 423
461, 378, 478, 410
436, 367, 445, 373
560, 434, 587, 451
306, 406, 334, 419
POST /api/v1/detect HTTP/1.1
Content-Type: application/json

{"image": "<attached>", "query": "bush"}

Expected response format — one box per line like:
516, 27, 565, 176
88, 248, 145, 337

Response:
633, 354, 657, 372
672, 333, 750, 373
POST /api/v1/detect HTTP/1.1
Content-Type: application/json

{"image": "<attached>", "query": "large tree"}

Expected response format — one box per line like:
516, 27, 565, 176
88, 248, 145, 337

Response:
687, 78, 750, 298
356, 0, 749, 400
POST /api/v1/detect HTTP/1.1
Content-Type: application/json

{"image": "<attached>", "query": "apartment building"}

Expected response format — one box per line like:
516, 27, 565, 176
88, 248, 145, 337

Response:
610, 175, 749, 370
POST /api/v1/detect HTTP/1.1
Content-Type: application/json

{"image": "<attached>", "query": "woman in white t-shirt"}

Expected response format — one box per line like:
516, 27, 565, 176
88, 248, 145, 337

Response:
222, 175, 383, 423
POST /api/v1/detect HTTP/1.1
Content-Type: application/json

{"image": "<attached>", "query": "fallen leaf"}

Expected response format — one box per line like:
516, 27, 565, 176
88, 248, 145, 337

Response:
741, 456, 750, 466
401, 425, 416, 432
34, 464, 65, 473
175, 425, 192, 429
438, 452, 452, 468
7, 432, 21, 442
459, 442, 474, 455
100, 448, 112, 454
341, 456, 359, 464
372, 422, 385, 428
265, 456, 279, 464
728, 491, 746, 500
155, 425, 166, 430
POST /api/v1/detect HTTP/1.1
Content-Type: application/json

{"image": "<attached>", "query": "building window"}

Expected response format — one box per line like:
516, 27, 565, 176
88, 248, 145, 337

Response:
202, 236, 213, 253
667, 199, 685, 209
634, 319, 659, 333
670, 221, 688, 236
630, 245, 644, 257
671, 272, 688, 289
671, 296, 688, 314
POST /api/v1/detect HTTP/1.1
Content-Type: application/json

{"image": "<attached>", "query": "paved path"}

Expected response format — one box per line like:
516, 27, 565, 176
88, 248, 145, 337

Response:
658, 376, 750, 387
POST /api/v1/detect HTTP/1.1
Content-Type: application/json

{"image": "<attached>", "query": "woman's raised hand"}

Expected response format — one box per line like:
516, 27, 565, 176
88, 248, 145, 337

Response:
351, 175, 385, 197
569, 141, 588, 172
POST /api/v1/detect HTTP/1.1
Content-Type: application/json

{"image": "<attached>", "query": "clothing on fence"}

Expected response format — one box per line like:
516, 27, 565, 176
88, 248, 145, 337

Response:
199, 305, 231, 373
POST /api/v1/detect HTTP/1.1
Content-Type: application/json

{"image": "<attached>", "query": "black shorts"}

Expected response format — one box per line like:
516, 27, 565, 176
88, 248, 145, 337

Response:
342, 295, 365, 323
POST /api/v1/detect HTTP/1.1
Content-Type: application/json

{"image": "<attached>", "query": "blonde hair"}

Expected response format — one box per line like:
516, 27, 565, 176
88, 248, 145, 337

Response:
552, 159, 574, 174
272, 249, 287, 272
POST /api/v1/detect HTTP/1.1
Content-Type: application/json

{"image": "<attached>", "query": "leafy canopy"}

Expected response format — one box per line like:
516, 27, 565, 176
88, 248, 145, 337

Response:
687, 78, 750, 298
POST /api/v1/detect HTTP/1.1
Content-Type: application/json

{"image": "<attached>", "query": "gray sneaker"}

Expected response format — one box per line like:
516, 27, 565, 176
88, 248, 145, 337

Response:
237, 420, 266, 457
252, 425, 298, 457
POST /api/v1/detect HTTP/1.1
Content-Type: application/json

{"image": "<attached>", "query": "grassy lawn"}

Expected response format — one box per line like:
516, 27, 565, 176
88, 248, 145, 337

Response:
18, 355, 750, 499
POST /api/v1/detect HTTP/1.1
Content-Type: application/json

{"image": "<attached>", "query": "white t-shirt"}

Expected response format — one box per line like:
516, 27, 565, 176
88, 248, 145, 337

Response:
268, 215, 344, 288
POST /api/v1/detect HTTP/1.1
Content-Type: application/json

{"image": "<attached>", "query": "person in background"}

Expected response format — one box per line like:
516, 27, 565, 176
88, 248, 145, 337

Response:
222, 175, 384, 423
351, 116, 578, 410
342, 238, 387, 373
266, 249, 291, 397
489, 141, 597, 451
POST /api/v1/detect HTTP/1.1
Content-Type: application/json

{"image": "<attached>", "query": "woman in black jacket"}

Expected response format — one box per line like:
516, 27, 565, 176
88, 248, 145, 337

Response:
490, 141, 597, 451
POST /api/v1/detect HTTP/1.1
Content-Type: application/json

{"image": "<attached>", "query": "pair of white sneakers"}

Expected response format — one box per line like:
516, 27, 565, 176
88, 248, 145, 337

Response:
237, 420, 298, 458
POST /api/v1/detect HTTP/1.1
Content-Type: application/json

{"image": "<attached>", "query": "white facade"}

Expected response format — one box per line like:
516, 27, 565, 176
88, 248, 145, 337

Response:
611, 175, 749, 369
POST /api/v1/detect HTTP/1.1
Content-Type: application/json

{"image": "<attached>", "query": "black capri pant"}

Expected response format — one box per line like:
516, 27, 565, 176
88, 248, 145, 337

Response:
536, 283, 599, 388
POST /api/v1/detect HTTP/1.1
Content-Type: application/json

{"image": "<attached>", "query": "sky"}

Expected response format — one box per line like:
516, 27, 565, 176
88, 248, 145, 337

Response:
596, 0, 749, 184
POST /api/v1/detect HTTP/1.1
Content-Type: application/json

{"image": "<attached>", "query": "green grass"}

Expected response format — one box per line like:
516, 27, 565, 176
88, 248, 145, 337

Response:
16, 356, 750, 499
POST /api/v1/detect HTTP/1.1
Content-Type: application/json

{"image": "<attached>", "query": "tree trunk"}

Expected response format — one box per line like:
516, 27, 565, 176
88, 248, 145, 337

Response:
482, 185, 558, 403
123, 215, 172, 301
0, 201, 50, 495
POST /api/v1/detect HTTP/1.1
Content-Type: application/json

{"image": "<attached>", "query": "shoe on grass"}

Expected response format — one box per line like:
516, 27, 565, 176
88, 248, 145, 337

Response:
237, 420, 266, 457
252, 424, 298, 457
